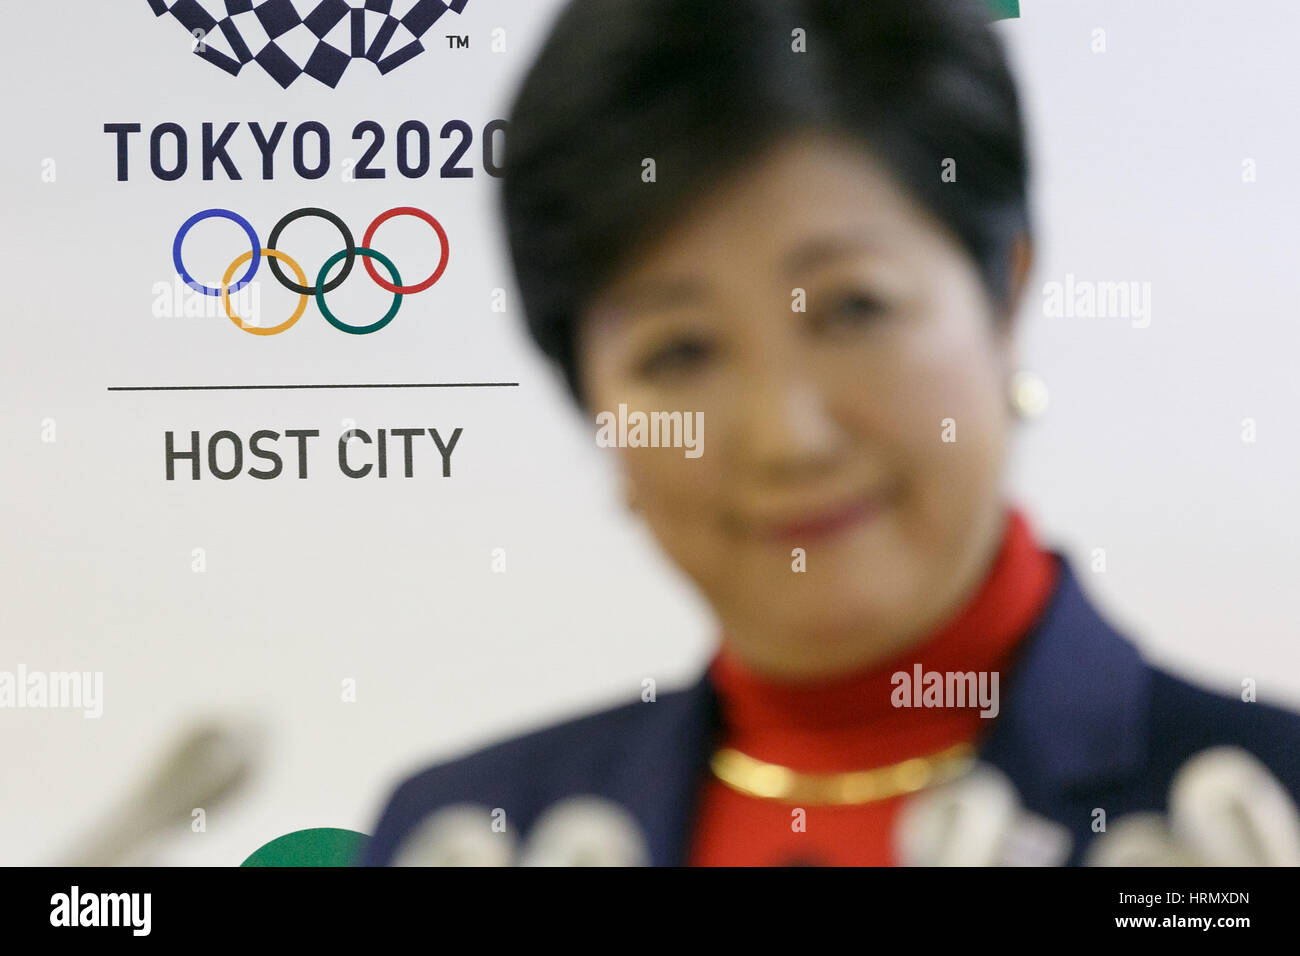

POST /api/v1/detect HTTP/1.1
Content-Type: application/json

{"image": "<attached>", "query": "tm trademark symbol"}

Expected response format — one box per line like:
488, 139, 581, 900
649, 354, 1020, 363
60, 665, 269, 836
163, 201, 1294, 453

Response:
446, 34, 469, 50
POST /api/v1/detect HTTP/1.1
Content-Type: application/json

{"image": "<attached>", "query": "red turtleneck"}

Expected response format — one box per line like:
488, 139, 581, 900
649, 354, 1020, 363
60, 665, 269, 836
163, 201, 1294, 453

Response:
687, 505, 1059, 866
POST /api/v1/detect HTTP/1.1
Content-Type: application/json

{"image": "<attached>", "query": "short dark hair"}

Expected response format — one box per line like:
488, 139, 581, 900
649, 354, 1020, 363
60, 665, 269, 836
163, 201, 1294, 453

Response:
498, 0, 1032, 405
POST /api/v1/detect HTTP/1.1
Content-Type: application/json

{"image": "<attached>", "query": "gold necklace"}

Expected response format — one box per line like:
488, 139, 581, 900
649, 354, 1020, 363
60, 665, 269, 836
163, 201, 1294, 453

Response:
709, 742, 976, 806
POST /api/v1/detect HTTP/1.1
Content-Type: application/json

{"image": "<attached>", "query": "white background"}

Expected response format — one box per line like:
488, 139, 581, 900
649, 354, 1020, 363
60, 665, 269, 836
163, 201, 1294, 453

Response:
1, 0, 1297, 865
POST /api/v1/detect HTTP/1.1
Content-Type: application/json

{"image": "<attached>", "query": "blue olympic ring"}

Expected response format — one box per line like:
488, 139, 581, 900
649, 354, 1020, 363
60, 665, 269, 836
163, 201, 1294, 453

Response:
173, 209, 261, 296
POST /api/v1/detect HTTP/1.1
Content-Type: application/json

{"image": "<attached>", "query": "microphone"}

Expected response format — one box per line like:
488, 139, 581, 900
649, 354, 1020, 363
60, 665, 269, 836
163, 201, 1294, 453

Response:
390, 803, 518, 866
518, 796, 650, 867
895, 762, 1073, 865
1083, 812, 1197, 867
56, 717, 264, 866
390, 795, 648, 866
1168, 745, 1300, 866
894, 763, 1021, 866
1086, 745, 1300, 866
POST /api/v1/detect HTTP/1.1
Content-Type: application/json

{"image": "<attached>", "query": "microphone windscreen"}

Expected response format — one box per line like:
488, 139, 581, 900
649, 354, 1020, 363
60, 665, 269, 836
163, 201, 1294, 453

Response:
894, 763, 1019, 866
1084, 811, 1196, 867
518, 796, 650, 867
391, 803, 518, 866
1169, 745, 1300, 866
998, 809, 1073, 866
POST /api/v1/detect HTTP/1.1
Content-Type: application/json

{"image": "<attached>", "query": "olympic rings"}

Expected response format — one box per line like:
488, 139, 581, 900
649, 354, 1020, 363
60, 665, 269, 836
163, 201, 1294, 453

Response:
315, 248, 402, 336
361, 206, 449, 294
267, 207, 356, 296
223, 249, 309, 336
174, 209, 260, 296
171, 206, 448, 335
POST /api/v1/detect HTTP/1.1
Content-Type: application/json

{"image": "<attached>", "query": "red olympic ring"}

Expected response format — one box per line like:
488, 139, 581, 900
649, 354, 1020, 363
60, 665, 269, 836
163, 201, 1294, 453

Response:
361, 206, 450, 294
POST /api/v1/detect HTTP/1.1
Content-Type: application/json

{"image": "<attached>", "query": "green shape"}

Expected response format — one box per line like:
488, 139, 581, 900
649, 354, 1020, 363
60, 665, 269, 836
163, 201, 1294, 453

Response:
986, 0, 1020, 20
241, 827, 369, 867
314, 246, 403, 336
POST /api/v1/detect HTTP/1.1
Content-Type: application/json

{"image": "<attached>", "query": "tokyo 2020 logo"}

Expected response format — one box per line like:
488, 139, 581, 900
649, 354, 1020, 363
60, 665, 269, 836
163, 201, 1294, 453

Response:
172, 206, 450, 335
147, 0, 471, 88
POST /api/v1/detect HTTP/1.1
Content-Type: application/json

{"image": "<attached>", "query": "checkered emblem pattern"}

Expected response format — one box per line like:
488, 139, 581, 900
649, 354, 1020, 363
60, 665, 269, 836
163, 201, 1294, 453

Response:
146, 0, 470, 89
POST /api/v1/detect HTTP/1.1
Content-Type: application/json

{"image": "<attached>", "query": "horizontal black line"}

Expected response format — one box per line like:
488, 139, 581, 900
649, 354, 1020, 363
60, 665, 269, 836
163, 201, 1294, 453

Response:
107, 383, 521, 391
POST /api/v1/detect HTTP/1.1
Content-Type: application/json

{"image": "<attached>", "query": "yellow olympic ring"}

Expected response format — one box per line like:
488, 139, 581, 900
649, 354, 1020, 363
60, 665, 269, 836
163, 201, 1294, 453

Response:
221, 248, 309, 336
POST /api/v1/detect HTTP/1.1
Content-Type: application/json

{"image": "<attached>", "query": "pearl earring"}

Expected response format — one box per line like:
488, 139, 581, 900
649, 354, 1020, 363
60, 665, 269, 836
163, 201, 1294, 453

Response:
1008, 369, 1049, 420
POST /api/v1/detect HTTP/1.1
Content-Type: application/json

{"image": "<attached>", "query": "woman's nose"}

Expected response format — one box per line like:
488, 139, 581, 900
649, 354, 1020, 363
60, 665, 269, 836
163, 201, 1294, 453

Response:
732, 366, 846, 477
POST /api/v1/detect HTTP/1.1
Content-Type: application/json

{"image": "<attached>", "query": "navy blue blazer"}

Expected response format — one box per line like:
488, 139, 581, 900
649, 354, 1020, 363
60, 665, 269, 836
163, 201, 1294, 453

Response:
361, 554, 1300, 865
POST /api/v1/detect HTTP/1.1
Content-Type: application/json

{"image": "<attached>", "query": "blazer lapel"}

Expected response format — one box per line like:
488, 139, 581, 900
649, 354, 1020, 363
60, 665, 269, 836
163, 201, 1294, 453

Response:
975, 552, 1151, 805
603, 671, 720, 866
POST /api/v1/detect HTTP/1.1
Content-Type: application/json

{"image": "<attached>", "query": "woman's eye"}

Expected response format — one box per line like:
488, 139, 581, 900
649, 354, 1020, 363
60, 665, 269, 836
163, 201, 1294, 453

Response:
815, 291, 888, 330
637, 338, 715, 379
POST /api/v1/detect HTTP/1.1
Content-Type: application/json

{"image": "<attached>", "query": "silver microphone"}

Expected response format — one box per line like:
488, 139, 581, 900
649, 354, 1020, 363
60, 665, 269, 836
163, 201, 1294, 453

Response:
1168, 745, 1300, 866
518, 796, 650, 867
390, 803, 518, 866
894, 763, 1021, 866
1084, 812, 1197, 867
56, 717, 265, 866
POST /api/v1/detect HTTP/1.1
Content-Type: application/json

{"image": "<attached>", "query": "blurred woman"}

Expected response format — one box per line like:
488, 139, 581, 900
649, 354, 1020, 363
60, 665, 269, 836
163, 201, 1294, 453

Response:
362, 0, 1300, 866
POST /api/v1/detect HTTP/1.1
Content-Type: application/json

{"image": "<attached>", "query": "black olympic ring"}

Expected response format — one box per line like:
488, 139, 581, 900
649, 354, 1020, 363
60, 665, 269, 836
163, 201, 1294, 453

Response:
265, 207, 357, 296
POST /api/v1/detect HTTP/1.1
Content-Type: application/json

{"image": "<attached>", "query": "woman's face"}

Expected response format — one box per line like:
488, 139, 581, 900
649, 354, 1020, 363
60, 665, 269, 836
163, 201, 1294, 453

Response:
579, 131, 1028, 679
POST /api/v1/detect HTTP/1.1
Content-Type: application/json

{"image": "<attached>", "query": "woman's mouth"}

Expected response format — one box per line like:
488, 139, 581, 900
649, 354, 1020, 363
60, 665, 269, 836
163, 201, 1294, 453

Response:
760, 493, 892, 546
